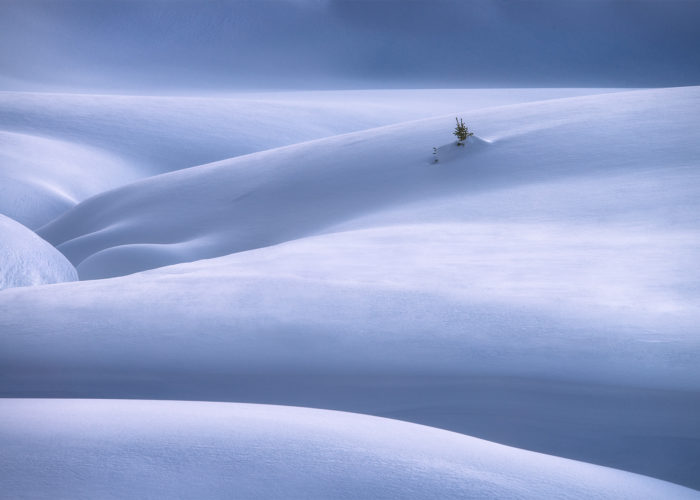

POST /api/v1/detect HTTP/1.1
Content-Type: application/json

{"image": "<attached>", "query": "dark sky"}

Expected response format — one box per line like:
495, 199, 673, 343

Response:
1, 0, 699, 91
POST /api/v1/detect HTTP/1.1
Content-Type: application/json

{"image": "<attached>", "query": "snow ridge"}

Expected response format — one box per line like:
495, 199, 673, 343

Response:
1, 87, 699, 497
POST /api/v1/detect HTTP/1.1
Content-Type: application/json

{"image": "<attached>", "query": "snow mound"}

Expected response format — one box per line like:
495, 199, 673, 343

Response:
3, 213, 699, 484
0, 214, 77, 290
1, 399, 696, 500
38, 86, 700, 279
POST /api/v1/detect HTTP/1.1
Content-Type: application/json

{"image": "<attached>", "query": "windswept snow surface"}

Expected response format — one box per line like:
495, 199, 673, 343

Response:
1, 399, 697, 500
0, 88, 612, 228
0, 214, 77, 290
0, 89, 612, 176
39, 86, 700, 279
3, 87, 700, 488
0, 131, 137, 228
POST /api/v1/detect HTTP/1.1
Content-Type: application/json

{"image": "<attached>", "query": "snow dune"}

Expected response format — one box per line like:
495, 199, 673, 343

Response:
0, 214, 77, 290
4, 212, 699, 486
0, 89, 615, 229
1, 86, 699, 490
39, 86, 700, 279
0, 89, 612, 177
2, 91, 699, 488
0, 131, 137, 228
1, 399, 696, 500
5, 221, 698, 387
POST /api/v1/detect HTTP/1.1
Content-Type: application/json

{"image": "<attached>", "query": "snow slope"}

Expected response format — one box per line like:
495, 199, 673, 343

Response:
1, 399, 697, 500
39, 86, 700, 279
4, 213, 699, 485
0, 89, 610, 175
6, 221, 698, 387
3, 88, 699, 488
0, 131, 137, 228
0, 214, 77, 290
0, 89, 615, 228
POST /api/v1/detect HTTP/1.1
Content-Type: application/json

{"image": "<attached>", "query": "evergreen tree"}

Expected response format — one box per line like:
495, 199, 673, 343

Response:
453, 117, 473, 146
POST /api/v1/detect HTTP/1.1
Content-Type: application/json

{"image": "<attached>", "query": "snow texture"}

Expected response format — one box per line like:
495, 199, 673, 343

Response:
0, 89, 611, 228
2, 87, 699, 489
1, 399, 697, 500
0, 213, 77, 290
2, 1, 699, 496
37, 87, 700, 280
0, 130, 137, 229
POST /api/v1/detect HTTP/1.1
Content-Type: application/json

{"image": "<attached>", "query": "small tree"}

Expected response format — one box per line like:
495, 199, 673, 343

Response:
453, 117, 473, 146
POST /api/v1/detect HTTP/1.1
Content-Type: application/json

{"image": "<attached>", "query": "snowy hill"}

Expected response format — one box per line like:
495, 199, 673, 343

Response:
2, 87, 699, 488
1, 399, 697, 500
1, 86, 699, 492
4, 213, 699, 485
0, 214, 77, 290
0, 89, 608, 228
39, 86, 700, 279
2, 0, 698, 496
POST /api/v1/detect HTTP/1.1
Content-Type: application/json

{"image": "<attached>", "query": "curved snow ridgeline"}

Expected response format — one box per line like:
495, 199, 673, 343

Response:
0, 214, 77, 290
1, 87, 699, 494
2, 87, 700, 489
0, 131, 138, 229
1, 399, 697, 500
38, 86, 700, 279
0, 89, 609, 229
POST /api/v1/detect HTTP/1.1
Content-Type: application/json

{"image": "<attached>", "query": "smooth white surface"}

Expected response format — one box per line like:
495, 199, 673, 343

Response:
37, 87, 699, 281
0, 131, 137, 228
0, 89, 617, 228
1, 399, 697, 500
1, 87, 698, 492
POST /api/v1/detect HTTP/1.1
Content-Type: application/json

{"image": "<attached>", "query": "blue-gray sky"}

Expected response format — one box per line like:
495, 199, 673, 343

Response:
1, 0, 699, 91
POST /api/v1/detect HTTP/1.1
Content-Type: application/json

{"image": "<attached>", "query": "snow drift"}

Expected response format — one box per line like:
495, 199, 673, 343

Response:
0, 89, 606, 228
39, 86, 700, 279
0, 131, 137, 228
1, 399, 697, 500
2, 86, 699, 489
0, 89, 607, 178
0, 214, 77, 290
4, 213, 699, 485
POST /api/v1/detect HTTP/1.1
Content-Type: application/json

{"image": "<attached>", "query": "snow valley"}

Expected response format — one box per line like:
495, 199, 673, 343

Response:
1, 85, 699, 498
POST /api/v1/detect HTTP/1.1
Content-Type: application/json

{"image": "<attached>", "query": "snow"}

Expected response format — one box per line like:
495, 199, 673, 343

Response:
1, 86, 699, 493
0, 89, 614, 228
2, 0, 698, 496
1, 399, 697, 500
0, 131, 137, 228
38, 86, 700, 279
4, 218, 699, 484
0, 213, 77, 290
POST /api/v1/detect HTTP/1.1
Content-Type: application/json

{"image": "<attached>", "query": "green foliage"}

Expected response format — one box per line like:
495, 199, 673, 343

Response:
453, 117, 474, 146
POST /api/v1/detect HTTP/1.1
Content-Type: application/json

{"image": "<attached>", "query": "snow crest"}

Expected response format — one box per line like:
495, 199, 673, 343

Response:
1, 399, 697, 500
